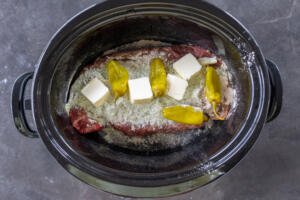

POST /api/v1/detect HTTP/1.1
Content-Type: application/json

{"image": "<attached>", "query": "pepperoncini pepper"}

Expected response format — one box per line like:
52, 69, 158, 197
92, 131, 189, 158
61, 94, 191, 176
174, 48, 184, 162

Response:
150, 58, 167, 97
106, 60, 129, 98
162, 105, 208, 125
205, 66, 224, 120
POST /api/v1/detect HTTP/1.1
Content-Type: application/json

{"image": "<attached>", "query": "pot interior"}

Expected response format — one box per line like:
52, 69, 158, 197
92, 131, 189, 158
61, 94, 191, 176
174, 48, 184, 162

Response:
50, 15, 248, 172
38, 4, 263, 186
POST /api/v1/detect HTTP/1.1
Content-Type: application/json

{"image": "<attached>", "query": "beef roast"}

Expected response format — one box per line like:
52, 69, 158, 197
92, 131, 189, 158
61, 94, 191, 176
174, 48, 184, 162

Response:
68, 44, 231, 136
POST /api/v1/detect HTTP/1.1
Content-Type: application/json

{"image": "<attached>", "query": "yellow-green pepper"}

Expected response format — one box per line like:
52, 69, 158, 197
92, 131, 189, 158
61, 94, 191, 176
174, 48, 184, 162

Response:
205, 66, 224, 120
106, 60, 129, 98
162, 105, 208, 125
150, 58, 167, 97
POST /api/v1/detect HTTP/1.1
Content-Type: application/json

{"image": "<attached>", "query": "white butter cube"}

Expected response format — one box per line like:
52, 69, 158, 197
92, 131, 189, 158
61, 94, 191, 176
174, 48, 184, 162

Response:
173, 53, 202, 80
81, 78, 109, 107
198, 56, 218, 65
167, 74, 188, 101
128, 77, 153, 104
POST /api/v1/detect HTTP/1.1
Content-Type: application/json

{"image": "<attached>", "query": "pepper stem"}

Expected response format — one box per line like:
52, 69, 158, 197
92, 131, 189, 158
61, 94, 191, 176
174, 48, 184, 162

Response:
212, 101, 225, 120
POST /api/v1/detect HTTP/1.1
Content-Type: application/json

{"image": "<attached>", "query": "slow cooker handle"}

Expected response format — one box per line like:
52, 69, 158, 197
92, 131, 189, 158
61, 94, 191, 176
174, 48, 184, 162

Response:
11, 72, 38, 138
266, 59, 282, 122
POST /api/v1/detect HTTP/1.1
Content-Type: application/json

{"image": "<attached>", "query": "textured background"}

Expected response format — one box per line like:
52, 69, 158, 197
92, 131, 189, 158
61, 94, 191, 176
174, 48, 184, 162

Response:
0, 0, 299, 199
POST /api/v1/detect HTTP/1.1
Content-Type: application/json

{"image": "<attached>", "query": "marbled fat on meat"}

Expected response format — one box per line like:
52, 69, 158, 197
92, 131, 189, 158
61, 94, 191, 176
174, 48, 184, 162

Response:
69, 108, 102, 134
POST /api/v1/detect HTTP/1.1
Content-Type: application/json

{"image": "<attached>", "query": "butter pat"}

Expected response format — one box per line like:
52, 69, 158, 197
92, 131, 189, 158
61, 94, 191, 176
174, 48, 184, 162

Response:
167, 74, 188, 100
173, 53, 202, 80
81, 78, 109, 107
128, 77, 153, 103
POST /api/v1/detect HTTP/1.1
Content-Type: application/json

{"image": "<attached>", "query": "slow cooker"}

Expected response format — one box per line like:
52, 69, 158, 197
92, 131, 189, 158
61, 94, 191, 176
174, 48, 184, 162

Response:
11, 0, 282, 197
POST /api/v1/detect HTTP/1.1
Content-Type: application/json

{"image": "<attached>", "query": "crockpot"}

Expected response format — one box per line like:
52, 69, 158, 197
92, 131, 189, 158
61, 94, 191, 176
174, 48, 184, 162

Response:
11, 0, 282, 197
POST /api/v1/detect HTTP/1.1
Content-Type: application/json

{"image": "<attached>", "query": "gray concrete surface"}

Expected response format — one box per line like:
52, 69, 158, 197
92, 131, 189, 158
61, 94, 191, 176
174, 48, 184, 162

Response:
0, 0, 299, 199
